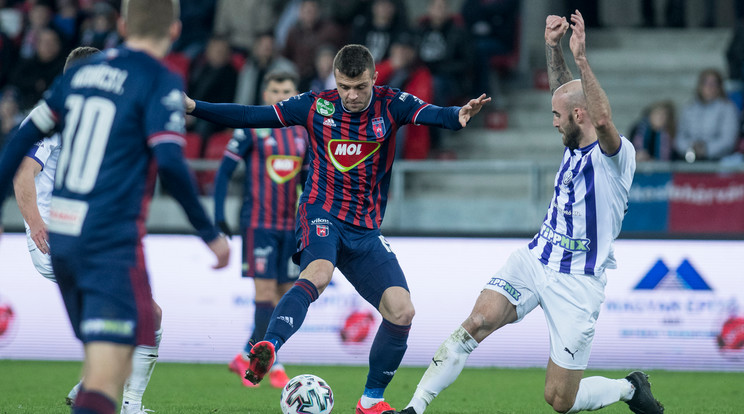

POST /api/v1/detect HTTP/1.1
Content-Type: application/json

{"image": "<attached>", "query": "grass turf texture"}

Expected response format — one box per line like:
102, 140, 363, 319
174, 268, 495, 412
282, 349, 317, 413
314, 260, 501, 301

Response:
1, 361, 742, 413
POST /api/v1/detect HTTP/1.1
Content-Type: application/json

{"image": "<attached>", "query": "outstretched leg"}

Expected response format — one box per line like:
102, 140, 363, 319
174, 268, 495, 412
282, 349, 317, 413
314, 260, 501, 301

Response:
245, 259, 332, 384
404, 289, 517, 414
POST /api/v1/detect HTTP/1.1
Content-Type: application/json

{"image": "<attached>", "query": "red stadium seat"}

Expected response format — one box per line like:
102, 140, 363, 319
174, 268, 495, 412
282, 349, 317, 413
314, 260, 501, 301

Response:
204, 130, 233, 159
182, 132, 202, 159
197, 130, 234, 194
163, 52, 191, 84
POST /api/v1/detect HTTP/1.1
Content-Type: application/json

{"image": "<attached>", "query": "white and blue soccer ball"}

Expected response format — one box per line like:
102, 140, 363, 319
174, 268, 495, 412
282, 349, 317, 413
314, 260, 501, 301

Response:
280, 374, 334, 414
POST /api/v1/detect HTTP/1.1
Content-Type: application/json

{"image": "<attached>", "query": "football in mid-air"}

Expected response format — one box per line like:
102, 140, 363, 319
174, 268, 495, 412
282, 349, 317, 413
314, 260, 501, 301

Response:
280, 374, 334, 414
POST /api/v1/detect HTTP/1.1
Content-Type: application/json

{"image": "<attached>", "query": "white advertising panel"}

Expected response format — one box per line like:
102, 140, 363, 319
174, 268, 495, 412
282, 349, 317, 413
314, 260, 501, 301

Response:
0, 234, 742, 371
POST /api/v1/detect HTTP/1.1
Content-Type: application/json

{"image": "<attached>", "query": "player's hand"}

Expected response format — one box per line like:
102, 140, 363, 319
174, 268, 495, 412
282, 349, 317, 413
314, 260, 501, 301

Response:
545, 15, 569, 47
183, 92, 196, 114
29, 220, 49, 254
569, 10, 587, 60
217, 220, 233, 239
459, 94, 491, 127
208, 234, 230, 269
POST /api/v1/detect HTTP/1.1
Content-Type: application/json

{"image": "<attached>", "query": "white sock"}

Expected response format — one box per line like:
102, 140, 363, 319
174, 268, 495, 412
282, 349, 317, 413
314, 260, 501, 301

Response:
407, 326, 478, 414
567, 377, 633, 413
122, 328, 162, 406
360, 395, 384, 408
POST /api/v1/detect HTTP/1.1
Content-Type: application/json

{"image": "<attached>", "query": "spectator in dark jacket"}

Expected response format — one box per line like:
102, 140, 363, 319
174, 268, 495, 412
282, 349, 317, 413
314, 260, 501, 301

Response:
416, 0, 472, 106
351, 0, 409, 63
461, 0, 519, 98
10, 27, 65, 110
188, 35, 238, 156
282, 0, 344, 90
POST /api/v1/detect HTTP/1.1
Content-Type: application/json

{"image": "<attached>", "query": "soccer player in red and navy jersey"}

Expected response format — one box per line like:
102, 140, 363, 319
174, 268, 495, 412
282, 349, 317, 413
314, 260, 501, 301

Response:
215, 71, 308, 389
0, 1, 230, 413
185, 44, 489, 414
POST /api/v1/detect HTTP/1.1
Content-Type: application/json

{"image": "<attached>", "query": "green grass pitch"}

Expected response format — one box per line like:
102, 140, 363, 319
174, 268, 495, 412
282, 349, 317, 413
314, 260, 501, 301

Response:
1, 360, 743, 413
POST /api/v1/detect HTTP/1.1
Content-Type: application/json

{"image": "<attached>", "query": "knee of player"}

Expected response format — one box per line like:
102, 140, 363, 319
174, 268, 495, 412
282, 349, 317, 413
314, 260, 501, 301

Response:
464, 311, 495, 334
544, 389, 574, 413
299, 261, 334, 293
388, 302, 416, 325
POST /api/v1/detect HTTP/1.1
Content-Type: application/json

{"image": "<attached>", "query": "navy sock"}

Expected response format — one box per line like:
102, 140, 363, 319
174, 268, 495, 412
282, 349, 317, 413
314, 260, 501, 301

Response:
245, 301, 274, 353
72, 390, 116, 414
364, 319, 410, 395
264, 279, 318, 352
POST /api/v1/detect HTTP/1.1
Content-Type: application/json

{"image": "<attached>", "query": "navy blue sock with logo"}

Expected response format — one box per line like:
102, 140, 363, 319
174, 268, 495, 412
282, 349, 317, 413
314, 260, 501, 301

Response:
245, 301, 275, 353
364, 319, 411, 397
264, 279, 319, 352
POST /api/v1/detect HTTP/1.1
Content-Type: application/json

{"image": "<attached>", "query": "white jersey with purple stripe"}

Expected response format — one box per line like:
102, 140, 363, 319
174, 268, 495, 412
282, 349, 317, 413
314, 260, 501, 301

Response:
23, 134, 60, 250
527, 136, 635, 276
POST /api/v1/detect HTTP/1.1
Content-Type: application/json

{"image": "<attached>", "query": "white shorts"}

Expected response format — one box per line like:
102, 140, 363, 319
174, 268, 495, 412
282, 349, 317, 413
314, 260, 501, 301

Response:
483, 245, 606, 370
29, 247, 56, 282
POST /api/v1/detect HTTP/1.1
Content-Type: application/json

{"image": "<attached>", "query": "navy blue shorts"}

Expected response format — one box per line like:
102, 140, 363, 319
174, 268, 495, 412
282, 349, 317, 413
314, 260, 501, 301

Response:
294, 206, 408, 308
241, 227, 299, 284
49, 234, 155, 347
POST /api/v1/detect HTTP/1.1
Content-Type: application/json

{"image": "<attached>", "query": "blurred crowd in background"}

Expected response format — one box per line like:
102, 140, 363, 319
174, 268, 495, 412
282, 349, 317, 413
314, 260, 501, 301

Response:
2, 0, 744, 175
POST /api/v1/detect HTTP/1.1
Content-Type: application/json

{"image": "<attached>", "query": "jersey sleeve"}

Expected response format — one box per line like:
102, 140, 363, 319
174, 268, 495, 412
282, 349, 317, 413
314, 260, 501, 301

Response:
389, 90, 462, 130
273, 92, 315, 127
144, 71, 187, 148
601, 135, 636, 179
24, 135, 59, 169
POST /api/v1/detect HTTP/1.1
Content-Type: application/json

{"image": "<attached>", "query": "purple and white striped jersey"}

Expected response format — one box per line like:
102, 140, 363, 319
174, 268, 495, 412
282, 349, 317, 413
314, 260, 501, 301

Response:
528, 136, 636, 276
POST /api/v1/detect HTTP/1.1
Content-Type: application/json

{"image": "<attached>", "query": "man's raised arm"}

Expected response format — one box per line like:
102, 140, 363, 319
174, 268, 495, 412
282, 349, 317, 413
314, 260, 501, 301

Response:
545, 15, 573, 94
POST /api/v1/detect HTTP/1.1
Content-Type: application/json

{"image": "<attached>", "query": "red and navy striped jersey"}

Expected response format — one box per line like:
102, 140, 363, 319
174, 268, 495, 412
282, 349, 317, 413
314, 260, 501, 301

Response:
217, 126, 308, 230
274, 86, 455, 229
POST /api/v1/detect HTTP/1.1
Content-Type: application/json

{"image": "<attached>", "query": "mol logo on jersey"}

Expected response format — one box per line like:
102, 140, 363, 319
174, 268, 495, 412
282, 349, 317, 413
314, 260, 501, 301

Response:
266, 155, 302, 184
328, 140, 381, 172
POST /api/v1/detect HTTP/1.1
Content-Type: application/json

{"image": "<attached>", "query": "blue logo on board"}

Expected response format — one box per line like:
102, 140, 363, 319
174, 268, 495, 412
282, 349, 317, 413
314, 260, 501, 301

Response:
634, 259, 711, 290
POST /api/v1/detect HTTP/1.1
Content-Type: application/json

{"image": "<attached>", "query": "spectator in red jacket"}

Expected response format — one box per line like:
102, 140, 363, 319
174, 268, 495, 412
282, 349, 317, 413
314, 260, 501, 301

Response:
376, 32, 435, 159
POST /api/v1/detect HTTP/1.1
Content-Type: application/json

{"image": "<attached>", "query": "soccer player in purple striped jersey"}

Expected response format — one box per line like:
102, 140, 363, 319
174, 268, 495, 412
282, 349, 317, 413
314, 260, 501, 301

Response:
385, 11, 663, 414
0, 1, 230, 413
215, 71, 308, 389
185, 44, 490, 413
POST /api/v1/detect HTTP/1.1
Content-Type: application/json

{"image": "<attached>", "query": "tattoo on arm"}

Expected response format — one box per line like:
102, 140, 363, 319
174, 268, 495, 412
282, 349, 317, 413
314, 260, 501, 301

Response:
546, 44, 573, 93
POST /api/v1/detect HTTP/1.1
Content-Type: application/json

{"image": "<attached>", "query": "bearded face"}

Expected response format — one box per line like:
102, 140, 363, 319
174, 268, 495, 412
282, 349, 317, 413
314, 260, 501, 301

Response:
561, 113, 582, 150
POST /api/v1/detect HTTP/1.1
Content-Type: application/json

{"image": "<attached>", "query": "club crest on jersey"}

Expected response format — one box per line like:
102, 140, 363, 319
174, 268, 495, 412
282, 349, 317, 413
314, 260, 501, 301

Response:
316, 98, 335, 116
255, 256, 267, 274
316, 224, 329, 237
372, 117, 386, 138
328, 139, 381, 172
562, 171, 573, 185
266, 155, 302, 184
